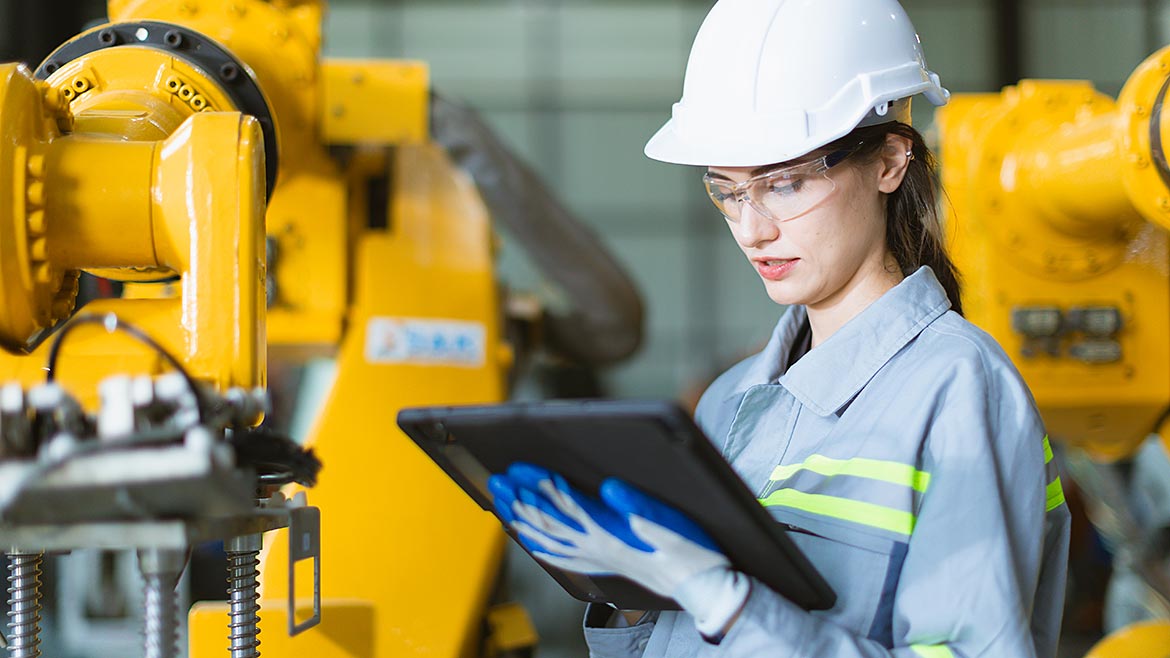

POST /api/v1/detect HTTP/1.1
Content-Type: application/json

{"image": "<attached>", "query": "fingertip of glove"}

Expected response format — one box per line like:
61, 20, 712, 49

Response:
508, 462, 553, 489
487, 473, 513, 496
488, 474, 518, 523
601, 479, 722, 553
599, 477, 645, 514
515, 484, 543, 508
514, 533, 538, 553
513, 524, 556, 556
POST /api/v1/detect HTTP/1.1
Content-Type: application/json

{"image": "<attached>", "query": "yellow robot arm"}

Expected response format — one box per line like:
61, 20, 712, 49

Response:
938, 48, 1170, 460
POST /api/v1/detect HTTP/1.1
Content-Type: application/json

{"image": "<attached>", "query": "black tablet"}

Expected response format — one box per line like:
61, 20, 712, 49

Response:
396, 399, 835, 612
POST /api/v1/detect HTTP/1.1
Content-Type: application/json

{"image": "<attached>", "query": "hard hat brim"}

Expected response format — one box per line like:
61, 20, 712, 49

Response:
645, 88, 947, 168
644, 119, 814, 168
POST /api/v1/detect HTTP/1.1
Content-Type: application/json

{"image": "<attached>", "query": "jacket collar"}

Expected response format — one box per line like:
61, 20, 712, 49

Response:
729, 267, 952, 416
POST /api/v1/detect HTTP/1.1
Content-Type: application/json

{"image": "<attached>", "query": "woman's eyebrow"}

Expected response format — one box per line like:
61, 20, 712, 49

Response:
751, 158, 812, 176
708, 162, 788, 180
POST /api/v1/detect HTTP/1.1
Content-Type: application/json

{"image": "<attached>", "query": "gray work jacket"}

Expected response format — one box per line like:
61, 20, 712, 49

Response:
584, 266, 1070, 658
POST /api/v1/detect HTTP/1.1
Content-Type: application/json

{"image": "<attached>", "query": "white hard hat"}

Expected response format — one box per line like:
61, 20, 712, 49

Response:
645, 0, 950, 167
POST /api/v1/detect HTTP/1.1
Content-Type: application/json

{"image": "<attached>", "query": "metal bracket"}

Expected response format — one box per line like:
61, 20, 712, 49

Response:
286, 505, 321, 636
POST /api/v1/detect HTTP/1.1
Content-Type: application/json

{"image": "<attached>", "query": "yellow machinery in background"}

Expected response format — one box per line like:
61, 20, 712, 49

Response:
938, 46, 1170, 656
0, 0, 643, 657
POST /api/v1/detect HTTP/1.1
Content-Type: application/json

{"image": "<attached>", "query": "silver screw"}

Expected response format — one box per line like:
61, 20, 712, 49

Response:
7, 552, 43, 658
138, 549, 186, 658
226, 535, 262, 658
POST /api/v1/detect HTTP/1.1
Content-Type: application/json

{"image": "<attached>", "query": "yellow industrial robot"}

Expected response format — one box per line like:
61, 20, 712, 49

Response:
937, 46, 1170, 656
0, 1, 643, 657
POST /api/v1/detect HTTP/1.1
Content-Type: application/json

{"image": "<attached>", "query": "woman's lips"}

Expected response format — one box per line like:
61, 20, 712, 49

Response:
753, 258, 799, 281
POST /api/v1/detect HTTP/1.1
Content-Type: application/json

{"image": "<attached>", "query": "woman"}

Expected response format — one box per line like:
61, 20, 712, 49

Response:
489, 0, 1071, 656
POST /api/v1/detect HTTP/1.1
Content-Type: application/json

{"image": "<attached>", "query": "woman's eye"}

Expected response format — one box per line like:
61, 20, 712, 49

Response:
769, 177, 805, 196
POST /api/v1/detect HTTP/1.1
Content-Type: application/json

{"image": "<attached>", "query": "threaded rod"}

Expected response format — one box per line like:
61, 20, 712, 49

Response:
7, 552, 42, 658
143, 572, 179, 658
226, 537, 262, 658
137, 548, 186, 658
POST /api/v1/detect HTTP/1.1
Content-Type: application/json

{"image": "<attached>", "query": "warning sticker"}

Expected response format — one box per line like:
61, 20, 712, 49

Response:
365, 318, 486, 367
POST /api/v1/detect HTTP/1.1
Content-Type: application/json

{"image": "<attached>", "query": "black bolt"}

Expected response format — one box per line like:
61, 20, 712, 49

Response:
219, 62, 239, 82
43, 61, 59, 75
163, 30, 183, 48
98, 29, 117, 46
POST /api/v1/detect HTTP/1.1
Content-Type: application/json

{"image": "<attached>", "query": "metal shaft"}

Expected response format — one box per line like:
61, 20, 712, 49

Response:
226, 535, 262, 658
6, 552, 42, 658
137, 548, 186, 658
142, 573, 179, 658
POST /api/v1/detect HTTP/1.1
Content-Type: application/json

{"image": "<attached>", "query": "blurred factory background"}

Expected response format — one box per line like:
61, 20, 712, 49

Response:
318, 3, 1169, 657
0, 1, 1167, 657
317, 3, 1170, 657
319, 0, 1170, 400
0, 0, 1159, 402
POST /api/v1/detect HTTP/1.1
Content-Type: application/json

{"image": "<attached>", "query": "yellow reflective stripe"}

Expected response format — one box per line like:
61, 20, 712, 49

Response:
759, 489, 916, 536
910, 645, 955, 658
768, 455, 932, 493
1046, 476, 1066, 512
1042, 435, 1065, 511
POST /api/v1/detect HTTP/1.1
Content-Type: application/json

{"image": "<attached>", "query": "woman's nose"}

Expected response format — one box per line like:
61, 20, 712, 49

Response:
734, 201, 780, 247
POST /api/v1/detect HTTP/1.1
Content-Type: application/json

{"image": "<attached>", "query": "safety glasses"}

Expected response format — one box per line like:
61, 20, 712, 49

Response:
702, 148, 855, 223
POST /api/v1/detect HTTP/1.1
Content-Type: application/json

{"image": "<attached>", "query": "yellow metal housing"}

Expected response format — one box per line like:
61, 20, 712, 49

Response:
484, 602, 540, 657
1084, 620, 1170, 657
0, 62, 266, 406
938, 46, 1170, 460
44, 43, 238, 143
321, 59, 429, 145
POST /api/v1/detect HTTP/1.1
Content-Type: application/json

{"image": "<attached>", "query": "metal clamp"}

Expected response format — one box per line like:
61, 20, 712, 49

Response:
287, 505, 321, 636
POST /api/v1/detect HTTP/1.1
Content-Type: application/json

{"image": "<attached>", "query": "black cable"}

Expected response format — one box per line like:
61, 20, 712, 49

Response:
44, 313, 207, 423
40, 315, 323, 487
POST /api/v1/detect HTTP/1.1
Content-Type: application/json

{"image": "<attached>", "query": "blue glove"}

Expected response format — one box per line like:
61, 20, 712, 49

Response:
489, 465, 651, 557
489, 463, 750, 636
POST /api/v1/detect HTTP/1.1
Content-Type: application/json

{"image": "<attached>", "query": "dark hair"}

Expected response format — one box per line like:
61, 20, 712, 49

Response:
825, 122, 963, 316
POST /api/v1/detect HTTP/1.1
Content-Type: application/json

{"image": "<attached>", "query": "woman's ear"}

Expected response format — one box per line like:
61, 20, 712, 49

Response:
876, 133, 914, 194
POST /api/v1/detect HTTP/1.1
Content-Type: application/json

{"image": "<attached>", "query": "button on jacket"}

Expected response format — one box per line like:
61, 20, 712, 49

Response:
583, 267, 1071, 658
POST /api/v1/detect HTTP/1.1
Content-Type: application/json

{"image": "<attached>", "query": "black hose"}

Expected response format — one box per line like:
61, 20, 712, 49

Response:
430, 92, 644, 366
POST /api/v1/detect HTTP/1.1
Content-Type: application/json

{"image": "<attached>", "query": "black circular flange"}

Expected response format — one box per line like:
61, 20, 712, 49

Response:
35, 21, 279, 200
1150, 75, 1170, 193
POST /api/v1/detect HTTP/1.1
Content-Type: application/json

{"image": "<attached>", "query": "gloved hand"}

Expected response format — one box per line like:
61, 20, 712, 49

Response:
488, 463, 750, 637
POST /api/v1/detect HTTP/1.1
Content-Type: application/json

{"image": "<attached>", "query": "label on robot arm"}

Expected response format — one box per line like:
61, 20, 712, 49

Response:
364, 317, 486, 367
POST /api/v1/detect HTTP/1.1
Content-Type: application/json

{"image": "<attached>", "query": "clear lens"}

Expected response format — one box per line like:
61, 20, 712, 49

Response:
703, 154, 842, 223
751, 168, 836, 221
704, 177, 746, 220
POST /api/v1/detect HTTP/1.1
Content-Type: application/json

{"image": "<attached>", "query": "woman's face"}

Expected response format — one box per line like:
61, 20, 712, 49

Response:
707, 135, 912, 312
